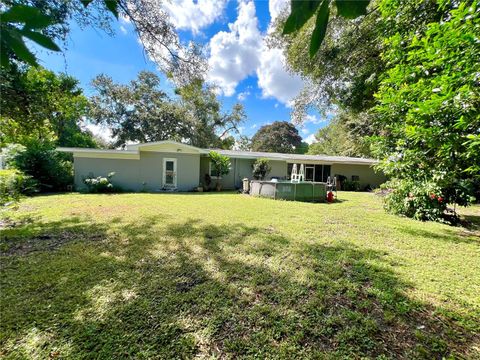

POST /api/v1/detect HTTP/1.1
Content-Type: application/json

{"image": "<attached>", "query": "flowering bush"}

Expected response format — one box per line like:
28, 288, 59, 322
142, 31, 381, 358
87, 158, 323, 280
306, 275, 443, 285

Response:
381, 179, 448, 222
83, 172, 117, 193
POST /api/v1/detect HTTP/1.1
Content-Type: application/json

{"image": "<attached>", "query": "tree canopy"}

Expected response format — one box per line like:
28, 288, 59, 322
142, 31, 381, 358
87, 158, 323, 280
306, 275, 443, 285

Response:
251, 121, 303, 154
89, 72, 245, 149
0, 65, 96, 148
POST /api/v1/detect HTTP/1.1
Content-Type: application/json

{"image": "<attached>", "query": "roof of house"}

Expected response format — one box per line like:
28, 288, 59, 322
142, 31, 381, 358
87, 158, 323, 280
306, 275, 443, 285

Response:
58, 140, 377, 165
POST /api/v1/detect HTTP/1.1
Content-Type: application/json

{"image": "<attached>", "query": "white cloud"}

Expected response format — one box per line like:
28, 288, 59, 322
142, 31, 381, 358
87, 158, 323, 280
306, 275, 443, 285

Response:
256, 47, 303, 106
207, 0, 262, 96
206, 0, 304, 105
301, 127, 310, 135
304, 114, 327, 124
237, 90, 250, 101
162, 0, 227, 34
119, 25, 127, 35
268, 0, 289, 21
83, 122, 115, 143
250, 123, 258, 129
304, 134, 317, 145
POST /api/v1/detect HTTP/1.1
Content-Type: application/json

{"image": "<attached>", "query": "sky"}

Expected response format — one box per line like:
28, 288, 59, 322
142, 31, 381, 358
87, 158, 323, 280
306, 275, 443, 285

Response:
36, 0, 329, 145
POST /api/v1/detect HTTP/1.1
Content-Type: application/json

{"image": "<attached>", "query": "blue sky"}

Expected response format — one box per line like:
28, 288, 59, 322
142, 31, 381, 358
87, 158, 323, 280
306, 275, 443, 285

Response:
36, 0, 328, 144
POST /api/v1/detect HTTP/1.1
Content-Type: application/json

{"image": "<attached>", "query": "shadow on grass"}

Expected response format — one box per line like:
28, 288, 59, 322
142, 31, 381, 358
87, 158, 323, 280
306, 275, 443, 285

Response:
1, 215, 478, 358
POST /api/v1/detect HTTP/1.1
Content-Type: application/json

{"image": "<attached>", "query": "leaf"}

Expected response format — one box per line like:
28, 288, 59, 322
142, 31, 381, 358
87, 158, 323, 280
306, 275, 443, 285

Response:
283, 0, 321, 34
310, 0, 330, 57
20, 29, 61, 51
2, 5, 55, 29
104, 0, 119, 18
335, 0, 370, 19
3, 28, 38, 66
80, 0, 94, 7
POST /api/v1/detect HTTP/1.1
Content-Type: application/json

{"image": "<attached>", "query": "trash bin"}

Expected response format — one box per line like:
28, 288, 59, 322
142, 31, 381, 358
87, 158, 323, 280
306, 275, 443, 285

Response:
242, 178, 250, 193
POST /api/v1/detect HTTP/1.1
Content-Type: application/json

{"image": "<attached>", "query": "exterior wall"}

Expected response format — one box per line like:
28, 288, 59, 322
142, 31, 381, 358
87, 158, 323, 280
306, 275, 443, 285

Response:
74, 157, 140, 191
268, 160, 288, 180
331, 164, 386, 188
74, 151, 200, 192
199, 157, 288, 189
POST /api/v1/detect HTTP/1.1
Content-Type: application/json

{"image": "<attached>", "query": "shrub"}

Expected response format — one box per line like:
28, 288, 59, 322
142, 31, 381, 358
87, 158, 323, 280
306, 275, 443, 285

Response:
252, 158, 272, 180
0, 169, 36, 206
83, 172, 117, 193
381, 179, 449, 222
3, 140, 73, 192
342, 180, 361, 191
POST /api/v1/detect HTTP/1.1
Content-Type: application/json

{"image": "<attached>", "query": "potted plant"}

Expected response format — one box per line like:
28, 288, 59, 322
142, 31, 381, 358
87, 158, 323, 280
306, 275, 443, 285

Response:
252, 158, 272, 180
208, 151, 231, 191
204, 174, 212, 191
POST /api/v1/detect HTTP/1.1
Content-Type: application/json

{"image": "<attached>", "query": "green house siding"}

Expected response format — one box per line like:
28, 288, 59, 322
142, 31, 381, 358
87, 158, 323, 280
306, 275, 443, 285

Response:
199, 158, 288, 190
331, 164, 386, 188
74, 152, 200, 192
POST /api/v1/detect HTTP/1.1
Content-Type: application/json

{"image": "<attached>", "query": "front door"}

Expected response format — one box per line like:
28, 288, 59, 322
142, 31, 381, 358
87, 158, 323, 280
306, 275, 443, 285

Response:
163, 158, 177, 188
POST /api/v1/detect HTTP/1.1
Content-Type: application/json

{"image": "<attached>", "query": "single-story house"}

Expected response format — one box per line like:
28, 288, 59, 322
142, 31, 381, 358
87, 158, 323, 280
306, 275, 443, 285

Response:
58, 141, 385, 191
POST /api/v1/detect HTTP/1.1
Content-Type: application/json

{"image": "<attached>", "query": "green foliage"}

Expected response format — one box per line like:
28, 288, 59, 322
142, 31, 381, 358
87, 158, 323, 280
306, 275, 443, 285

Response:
381, 179, 449, 222
308, 114, 370, 157
90, 74, 244, 148
4, 140, 73, 192
342, 180, 361, 192
83, 172, 117, 193
0, 169, 36, 206
373, 0, 480, 221
251, 121, 302, 154
0, 65, 96, 148
1, 1, 116, 69
282, 0, 370, 57
208, 151, 231, 189
89, 71, 189, 148
252, 158, 272, 180
175, 78, 245, 148
0, 4, 60, 67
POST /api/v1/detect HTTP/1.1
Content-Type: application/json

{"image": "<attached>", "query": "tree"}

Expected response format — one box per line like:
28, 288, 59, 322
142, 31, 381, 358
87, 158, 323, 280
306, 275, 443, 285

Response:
0, 65, 96, 148
252, 159, 271, 180
308, 114, 370, 157
235, 135, 252, 151
282, 0, 370, 57
89, 71, 190, 148
175, 79, 245, 148
251, 121, 302, 154
275, 0, 444, 151
0, 1, 206, 86
373, 0, 479, 221
208, 151, 231, 191
3, 139, 73, 192
90, 73, 244, 149
1, 0, 115, 68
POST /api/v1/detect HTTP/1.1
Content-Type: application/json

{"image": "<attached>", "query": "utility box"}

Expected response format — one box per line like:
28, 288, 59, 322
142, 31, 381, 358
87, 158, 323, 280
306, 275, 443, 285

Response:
242, 178, 250, 193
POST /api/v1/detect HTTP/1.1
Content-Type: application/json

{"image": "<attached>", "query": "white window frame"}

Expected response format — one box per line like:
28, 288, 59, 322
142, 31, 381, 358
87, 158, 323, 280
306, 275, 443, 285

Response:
163, 158, 177, 188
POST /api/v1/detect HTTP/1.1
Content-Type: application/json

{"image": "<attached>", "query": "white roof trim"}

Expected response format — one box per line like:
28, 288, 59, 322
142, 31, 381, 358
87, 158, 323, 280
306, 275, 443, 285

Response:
126, 140, 205, 153
57, 141, 378, 165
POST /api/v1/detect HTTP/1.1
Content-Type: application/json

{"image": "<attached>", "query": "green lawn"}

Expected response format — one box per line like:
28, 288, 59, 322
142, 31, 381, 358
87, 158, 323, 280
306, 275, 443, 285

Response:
1, 192, 479, 359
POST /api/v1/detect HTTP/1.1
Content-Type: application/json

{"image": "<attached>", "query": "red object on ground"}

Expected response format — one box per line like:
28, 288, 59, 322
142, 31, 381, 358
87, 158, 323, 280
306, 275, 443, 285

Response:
327, 191, 334, 203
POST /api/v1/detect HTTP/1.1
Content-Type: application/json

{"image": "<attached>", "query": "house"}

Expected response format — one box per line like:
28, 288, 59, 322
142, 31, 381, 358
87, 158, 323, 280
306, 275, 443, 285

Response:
57, 141, 386, 191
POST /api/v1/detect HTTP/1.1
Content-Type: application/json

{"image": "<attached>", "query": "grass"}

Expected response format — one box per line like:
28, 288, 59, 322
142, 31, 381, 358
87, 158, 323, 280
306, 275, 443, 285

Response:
1, 192, 479, 359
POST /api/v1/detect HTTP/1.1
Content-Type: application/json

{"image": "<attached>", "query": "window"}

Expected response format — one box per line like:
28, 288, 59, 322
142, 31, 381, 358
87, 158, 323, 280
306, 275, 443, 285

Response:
352, 175, 360, 182
287, 163, 331, 182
